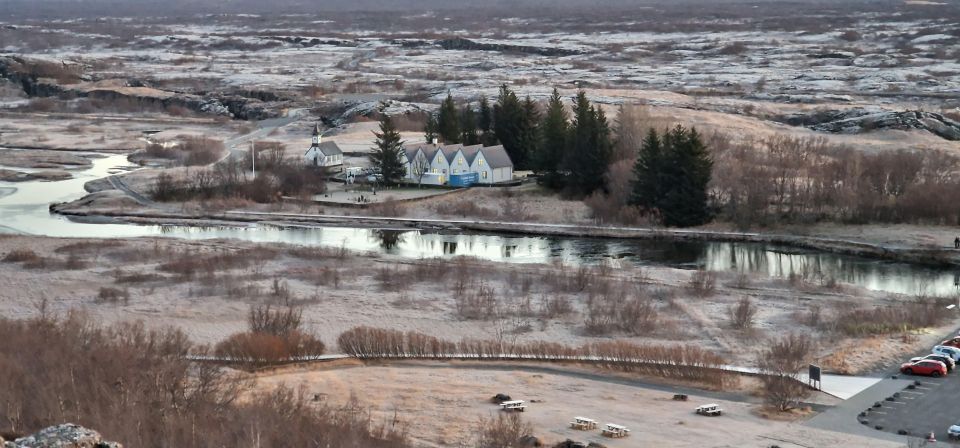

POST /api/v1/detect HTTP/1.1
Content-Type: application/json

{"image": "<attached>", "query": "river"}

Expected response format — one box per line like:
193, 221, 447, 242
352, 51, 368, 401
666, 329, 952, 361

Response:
1, 152, 958, 297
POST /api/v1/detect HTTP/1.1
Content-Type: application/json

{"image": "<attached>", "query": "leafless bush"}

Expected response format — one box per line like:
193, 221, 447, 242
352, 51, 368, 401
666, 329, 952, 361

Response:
718, 41, 748, 55
540, 295, 573, 318
757, 334, 815, 411
474, 413, 534, 448
585, 286, 658, 335
728, 296, 757, 329
248, 304, 302, 336
375, 266, 412, 292
454, 283, 499, 320
433, 200, 498, 219
831, 299, 948, 336
368, 198, 407, 217
687, 269, 717, 297
0, 315, 401, 447
337, 327, 735, 388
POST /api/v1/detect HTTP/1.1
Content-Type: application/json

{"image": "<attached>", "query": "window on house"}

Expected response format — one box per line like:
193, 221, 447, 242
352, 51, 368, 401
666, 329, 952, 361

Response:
479, 159, 484, 166
482, 171, 487, 179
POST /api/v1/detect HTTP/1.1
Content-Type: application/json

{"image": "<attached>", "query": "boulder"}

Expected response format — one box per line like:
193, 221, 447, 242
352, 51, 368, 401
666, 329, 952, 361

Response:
12, 424, 121, 448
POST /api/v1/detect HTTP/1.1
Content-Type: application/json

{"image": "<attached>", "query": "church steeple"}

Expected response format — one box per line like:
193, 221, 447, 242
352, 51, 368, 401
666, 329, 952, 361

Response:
312, 123, 322, 146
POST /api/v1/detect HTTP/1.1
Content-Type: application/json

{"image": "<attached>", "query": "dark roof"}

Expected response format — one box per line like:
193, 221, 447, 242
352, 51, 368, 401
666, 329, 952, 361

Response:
460, 144, 483, 165
479, 145, 512, 168
402, 143, 512, 168
306, 141, 342, 156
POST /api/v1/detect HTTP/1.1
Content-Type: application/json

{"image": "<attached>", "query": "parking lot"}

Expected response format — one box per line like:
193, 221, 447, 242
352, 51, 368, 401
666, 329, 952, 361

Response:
860, 354, 960, 442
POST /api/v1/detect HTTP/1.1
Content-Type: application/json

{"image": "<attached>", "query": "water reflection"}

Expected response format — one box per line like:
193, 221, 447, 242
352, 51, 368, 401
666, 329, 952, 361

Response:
2, 153, 960, 297
370, 229, 405, 251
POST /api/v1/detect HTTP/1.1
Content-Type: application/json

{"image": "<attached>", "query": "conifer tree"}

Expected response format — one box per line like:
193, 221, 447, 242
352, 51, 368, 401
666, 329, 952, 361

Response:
437, 93, 460, 144
658, 125, 713, 227
424, 113, 438, 143
537, 88, 568, 182
460, 104, 479, 145
478, 96, 497, 146
630, 128, 664, 210
563, 91, 611, 196
370, 115, 406, 184
517, 96, 540, 168
494, 84, 527, 168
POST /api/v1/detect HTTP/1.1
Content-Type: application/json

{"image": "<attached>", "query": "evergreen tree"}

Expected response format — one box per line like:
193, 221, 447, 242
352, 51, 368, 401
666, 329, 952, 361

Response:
517, 96, 540, 168
494, 84, 527, 168
370, 115, 406, 184
460, 104, 479, 145
536, 88, 568, 182
478, 96, 497, 146
630, 128, 664, 210
423, 113, 438, 144
563, 91, 611, 196
658, 126, 713, 227
437, 93, 460, 144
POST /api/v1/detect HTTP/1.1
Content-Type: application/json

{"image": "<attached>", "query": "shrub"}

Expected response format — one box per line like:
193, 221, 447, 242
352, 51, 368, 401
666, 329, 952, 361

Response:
757, 334, 815, 411
336, 327, 735, 388
2, 249, 41, 263
0, 315, 402, 447
728, 296, 757, 329
97, 287, 129, 304
687, 269, 717, 297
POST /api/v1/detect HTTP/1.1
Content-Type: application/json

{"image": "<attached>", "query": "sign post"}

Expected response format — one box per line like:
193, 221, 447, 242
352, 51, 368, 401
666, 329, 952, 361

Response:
808, 364, 822, 391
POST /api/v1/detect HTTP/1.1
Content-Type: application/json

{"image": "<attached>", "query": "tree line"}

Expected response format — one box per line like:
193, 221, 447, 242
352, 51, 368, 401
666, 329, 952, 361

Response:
369, 86, 714, 227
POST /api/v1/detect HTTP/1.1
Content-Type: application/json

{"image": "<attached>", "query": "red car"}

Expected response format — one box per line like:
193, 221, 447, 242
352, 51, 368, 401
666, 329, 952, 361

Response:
942, 337, 960, 348
901, 360, 947, 377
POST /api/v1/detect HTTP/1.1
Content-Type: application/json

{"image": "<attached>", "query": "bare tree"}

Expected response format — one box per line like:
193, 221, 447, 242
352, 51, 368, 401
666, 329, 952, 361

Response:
410, 151, 431, 187
757, 333, 815, 411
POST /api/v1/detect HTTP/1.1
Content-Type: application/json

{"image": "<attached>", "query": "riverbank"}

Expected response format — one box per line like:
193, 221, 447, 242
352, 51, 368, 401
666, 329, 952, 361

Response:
50, 204, 960, 268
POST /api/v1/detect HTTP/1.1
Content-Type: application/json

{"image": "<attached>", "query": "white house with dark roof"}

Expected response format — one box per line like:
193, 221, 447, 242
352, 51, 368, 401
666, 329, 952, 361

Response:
304, 123, 343, 168
402, 141, 513, 185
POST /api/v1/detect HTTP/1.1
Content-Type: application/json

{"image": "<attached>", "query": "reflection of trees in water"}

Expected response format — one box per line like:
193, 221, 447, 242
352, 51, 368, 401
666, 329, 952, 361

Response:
370, 229, 405, 251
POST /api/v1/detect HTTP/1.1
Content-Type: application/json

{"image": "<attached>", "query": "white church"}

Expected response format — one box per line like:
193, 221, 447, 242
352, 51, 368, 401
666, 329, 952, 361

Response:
303, 123, 343, 169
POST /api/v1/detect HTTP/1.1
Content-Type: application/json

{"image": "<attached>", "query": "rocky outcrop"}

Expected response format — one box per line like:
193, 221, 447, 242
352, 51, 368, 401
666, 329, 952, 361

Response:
7, 424, 121, 448
436, 37, 582, 57
0, 56, 281, 121
784, 108, 960, 141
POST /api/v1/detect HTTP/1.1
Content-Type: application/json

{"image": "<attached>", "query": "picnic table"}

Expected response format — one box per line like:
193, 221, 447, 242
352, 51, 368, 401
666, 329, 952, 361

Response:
695, 403, 723, 416
499, 400, 527, 412
601, 423, 630, 438
569, 416, 598, 430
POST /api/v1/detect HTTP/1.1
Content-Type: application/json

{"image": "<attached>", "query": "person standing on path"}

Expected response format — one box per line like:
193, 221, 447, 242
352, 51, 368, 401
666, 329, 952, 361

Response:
954, 237, 959, 249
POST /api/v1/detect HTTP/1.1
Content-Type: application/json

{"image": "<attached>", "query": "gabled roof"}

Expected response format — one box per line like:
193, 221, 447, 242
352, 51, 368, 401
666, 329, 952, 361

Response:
460, 144, 483, 165
306, 141, 342, 157
479, 145, 512, 168
402, 142, 512, 168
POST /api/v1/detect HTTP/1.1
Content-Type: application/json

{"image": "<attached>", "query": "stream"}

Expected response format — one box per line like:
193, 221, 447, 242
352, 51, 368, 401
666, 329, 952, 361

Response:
1, 152, 958, 297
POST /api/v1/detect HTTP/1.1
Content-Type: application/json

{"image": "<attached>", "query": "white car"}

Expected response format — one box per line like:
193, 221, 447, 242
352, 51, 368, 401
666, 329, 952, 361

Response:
949, 423, 960, 440
933, 345, 960, 362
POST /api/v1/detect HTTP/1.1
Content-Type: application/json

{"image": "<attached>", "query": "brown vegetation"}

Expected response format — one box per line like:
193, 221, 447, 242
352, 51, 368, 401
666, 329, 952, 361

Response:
0, 314, 406, 447
337, 326, 735, 388
757, 334, 815, 412
214, 305, 326, 366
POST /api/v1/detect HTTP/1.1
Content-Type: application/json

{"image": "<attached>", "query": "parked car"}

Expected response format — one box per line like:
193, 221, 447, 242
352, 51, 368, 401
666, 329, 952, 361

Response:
911, 354, 955, 371
933, 345, 960, 362
950, 423, 960, 440
900, 360, 947, 377
941, 337, 960, 348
